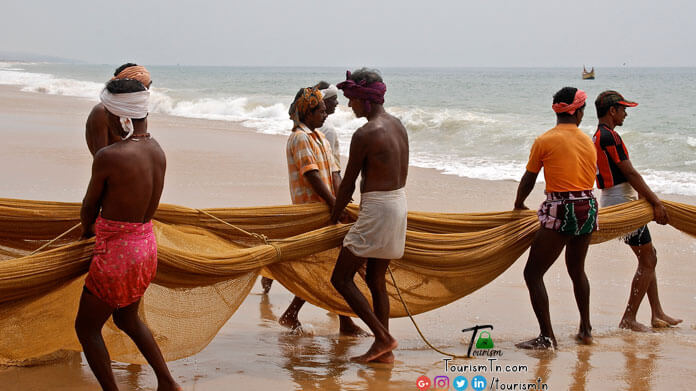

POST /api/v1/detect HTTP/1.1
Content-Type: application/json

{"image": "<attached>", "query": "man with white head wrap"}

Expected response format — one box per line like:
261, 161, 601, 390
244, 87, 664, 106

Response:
76, 67, 181, 390
316, 81, 342, 170
85, 63, 152, 156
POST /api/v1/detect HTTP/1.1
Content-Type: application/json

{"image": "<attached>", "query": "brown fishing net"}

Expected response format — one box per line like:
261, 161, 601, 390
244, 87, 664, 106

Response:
1, 198, 694, 366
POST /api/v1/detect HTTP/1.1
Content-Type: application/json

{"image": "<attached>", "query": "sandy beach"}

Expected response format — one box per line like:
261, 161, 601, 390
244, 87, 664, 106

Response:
1, 85, 695, 391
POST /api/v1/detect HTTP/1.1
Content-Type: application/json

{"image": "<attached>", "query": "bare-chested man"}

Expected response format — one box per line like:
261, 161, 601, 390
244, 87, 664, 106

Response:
75, 72, 180, 391
85, 63, 152, 156
514, 87, 597, 350
331, 68, 409, 363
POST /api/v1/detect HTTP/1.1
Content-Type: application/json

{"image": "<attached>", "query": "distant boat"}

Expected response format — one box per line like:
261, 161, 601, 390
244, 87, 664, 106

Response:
582, 66, 595, 80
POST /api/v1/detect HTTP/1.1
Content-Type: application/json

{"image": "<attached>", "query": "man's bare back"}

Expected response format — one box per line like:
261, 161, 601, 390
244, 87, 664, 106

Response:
352, 111, 409, 193
82, 135, 165, 227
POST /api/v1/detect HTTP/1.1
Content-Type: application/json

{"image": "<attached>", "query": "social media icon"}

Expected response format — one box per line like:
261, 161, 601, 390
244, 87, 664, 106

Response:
416, 375, 431, 391
433, 376, 449, 390
453, 375, 468, 391
471, 375, 487, 391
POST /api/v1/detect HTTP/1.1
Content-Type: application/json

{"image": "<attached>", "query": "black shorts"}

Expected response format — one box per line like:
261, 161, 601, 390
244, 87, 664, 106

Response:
624, 225, 652, 247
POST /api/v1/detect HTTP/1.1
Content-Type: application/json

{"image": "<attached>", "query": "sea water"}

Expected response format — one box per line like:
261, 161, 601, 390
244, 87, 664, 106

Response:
1, 62, 694, 195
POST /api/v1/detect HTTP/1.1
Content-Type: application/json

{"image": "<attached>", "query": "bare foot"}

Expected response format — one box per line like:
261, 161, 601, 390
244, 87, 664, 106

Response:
350, 337, 398, 363
261, 277, 273, 294
652, 314, 682, 328
619, 318, 652, 332
339, 316, 372, 337
278, 314, 301, 330
515, 335, 556, 350
369, 351, 394, 364
575, 332, 593, 345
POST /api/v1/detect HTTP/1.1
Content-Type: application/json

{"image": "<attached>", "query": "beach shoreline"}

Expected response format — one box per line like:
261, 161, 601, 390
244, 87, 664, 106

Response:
1, 85, 696, 390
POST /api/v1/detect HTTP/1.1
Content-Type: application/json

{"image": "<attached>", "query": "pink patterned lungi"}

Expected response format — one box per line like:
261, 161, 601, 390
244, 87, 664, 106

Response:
85, 216, 157, 308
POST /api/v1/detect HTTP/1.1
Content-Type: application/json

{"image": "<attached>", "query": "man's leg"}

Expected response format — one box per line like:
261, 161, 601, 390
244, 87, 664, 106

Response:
565, 233, 593, 344
112, 300, 181, 391
261, 277, 274, 294
364, 258, 394, 363
516, 228, 568, 350
623, 243, 682, 329
75, 289, 120, 391
331, 247, 397, 363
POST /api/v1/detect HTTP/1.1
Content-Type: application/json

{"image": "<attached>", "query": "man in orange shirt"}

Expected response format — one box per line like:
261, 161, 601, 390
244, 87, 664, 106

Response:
514, 87, 598, 349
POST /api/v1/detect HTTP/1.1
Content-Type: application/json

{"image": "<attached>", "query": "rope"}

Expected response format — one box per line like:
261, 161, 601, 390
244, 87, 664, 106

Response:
387, 265, 469, 359
196, 209, 282, 261
30, 223, 82, 255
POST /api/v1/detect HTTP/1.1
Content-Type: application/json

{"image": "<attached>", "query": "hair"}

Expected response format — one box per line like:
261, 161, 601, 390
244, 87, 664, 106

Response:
595, 103, 615, 118
314, 80, 330, 90
105, 78, 147, 94
553, 86, 582, 119
113, 63, 138, 77
348, 67, 383, 84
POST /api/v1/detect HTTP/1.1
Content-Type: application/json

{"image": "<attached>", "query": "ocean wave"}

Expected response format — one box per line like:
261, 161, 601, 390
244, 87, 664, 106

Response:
3, 66, 696, 197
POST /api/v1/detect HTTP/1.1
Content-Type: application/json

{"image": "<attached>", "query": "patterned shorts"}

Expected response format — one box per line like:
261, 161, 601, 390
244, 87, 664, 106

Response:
537, 190, 598, 236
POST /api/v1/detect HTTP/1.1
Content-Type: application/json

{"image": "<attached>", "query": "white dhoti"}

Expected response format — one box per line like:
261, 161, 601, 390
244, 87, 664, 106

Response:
343, 188, 407, 259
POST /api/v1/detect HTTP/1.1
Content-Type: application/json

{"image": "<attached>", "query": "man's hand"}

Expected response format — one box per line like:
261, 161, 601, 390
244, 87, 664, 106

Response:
80, 224, 95, 240
652, 202, 669, 225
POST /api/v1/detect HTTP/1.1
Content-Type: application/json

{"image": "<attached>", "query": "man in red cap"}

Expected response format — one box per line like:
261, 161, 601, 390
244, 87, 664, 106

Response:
514, 86, 598, 350
593, 90, 681, 331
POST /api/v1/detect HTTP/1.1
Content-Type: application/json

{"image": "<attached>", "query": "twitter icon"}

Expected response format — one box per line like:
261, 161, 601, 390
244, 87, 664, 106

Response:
453, 376, 468, 390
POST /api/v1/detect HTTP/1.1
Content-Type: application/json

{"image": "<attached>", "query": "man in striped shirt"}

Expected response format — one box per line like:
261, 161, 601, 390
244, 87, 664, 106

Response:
593, 90, 680, 331
278, 87, 367, 336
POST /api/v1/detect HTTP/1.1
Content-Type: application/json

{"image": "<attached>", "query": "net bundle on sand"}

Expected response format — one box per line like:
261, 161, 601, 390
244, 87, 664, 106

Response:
1, 197, 694, 366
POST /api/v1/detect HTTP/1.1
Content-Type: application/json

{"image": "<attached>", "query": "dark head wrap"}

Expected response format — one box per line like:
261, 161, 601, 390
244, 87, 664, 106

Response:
336, 70, 387, 113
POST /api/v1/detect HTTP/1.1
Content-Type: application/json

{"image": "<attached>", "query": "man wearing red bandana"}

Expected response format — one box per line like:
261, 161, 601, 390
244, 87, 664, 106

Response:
331, 68, 409, 363
514, 87, 598, 350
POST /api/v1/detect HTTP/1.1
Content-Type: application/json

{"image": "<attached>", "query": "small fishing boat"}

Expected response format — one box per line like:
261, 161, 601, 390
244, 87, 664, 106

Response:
582, 66, 595, 80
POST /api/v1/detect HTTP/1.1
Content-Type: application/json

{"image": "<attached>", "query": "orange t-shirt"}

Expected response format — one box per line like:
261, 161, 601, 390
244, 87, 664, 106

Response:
526, 123, 597, 192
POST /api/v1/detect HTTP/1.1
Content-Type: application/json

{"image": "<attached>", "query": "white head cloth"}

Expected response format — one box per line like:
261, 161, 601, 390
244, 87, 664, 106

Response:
99, 88, 150, 139
320, 84, 338, 100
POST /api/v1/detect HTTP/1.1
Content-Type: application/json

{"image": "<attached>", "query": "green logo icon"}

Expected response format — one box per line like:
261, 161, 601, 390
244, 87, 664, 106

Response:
475, 331, 494, 349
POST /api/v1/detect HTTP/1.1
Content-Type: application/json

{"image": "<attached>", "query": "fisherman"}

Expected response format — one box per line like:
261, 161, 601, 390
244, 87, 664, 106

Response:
75, 68, 180, 391
593, 90, 680, 331
514, 87, 597, 349
331, 68, 409, 363
85, 63, 152, 156
261, 81, 342, 294
279, 86, 367, 336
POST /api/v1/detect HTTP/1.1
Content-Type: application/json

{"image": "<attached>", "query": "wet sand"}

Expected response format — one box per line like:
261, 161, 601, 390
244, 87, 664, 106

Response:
1, 85, 695, 390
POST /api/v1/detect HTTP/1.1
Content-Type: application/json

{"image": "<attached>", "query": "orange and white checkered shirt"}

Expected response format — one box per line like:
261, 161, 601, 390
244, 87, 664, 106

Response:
286, 124, 340, 204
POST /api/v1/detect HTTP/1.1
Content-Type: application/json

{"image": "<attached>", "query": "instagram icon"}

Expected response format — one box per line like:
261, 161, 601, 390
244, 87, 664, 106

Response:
433, 376, 450, 390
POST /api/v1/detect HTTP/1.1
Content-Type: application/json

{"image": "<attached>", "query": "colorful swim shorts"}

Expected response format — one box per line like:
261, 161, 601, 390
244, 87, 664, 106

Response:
537, 190, 598, 236
85, 216, 158, 308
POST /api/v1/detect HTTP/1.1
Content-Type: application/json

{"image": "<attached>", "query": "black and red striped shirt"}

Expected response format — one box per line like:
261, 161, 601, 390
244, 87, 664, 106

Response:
593, 124, 629, 189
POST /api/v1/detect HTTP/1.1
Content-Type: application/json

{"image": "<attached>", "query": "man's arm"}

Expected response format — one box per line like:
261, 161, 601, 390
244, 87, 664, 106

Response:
304, 170, 336, 209
616, 159, 668, 224
514, 170, 538, 210
80, 151, 109, 238
331, 171, 341, 196
331, 131, 366, 223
